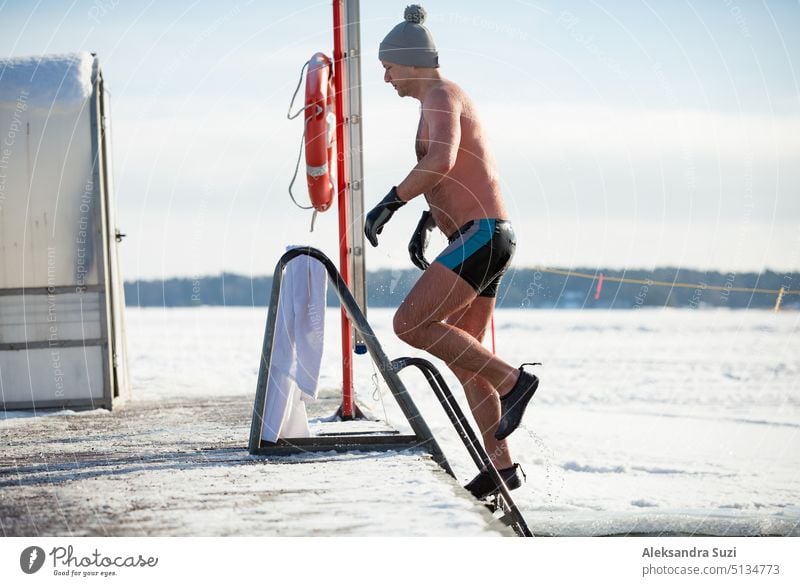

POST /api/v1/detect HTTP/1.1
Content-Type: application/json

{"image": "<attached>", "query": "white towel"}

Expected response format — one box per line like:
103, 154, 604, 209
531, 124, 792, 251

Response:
261, 248, 327, 442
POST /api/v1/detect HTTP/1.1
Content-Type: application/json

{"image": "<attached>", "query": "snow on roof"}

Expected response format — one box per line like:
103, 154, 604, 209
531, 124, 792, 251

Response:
0, 52, 95, 110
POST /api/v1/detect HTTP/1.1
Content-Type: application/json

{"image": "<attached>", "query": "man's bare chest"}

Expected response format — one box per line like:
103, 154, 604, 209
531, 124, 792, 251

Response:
415, 116, 427, 161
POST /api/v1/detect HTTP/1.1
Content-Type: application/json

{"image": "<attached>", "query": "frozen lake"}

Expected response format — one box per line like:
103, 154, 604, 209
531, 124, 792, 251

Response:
125, 306, 800, 536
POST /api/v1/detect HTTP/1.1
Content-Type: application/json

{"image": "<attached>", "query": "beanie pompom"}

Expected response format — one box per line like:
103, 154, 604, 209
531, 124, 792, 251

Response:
404, 4, 426, 25
379, 4, 438, 67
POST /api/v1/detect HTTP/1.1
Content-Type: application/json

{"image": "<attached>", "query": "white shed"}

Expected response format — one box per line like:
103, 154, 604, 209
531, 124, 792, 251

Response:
0, 53, 128, 410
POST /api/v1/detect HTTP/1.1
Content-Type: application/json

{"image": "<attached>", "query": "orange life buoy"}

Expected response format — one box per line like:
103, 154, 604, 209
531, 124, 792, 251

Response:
304, 52, 335, 212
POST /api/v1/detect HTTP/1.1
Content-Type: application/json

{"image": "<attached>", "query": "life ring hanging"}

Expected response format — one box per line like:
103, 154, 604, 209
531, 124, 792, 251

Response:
304, 52, 335, 213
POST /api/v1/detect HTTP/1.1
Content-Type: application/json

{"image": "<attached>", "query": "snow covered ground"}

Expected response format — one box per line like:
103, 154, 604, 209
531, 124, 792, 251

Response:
124, 306, 799, 536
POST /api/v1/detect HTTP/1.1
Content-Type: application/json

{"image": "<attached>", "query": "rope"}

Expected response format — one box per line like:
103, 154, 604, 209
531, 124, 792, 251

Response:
286, 60, 310, 120
288, 127, 314, 211
369, 363, 390, 425
533, 266, 797, 296
285, 60, 320, 215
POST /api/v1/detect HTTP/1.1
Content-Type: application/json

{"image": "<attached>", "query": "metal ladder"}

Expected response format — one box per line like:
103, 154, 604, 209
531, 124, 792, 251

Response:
248, 246, 533, 536
391, 357, 533, 537
248, 246, 451, 475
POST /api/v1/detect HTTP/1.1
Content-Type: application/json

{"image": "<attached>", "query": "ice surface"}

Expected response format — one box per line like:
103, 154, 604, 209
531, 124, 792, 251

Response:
108, 307, 800, 535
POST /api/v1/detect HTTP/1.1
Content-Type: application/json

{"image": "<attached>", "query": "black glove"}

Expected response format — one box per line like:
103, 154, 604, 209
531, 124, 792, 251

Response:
408, 210, 435, 270
364, 187, 406, 247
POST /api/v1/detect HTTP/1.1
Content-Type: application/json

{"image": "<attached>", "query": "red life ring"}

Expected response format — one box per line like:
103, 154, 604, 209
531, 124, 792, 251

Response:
304, 52, 335, 212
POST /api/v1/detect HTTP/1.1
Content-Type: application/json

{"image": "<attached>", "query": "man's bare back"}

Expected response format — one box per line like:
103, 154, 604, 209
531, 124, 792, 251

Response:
415, 80, 508, 237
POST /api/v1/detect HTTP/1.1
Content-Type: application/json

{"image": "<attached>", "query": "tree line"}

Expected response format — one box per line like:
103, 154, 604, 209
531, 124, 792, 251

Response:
123, 267, 797, 310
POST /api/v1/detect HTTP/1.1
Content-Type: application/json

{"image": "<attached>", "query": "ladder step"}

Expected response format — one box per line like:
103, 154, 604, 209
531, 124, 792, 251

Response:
252, 434, 424, 456
310, 419, 401, 436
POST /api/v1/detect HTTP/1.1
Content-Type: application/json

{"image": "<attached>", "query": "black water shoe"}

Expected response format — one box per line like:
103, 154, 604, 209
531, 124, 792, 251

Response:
494, 363, 541, 440
464, 463, 526, 500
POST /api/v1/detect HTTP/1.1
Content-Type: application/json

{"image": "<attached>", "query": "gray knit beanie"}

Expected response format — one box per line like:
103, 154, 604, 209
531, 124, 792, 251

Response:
379, 5, 439, 68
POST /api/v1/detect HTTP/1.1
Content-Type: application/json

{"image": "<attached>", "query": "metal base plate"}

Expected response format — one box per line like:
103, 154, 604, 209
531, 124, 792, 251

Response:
253, 417, 424, 456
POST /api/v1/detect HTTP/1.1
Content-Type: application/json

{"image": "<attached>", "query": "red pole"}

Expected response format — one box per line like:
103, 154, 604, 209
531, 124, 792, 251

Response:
332, 0, 354, 418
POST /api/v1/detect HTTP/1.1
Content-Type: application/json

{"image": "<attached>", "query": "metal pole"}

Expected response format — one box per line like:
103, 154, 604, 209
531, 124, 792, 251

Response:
89, 61, 113, 410
343, 0, 368, 343
334, 0, 369, 417
333, 0, 354, 418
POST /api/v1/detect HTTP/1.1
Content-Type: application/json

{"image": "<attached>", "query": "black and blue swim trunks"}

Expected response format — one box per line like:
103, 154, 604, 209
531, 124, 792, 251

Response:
434, 218, 516, 298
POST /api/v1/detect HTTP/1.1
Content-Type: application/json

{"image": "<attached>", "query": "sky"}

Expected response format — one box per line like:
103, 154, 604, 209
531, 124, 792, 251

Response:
1, 0, 799, 279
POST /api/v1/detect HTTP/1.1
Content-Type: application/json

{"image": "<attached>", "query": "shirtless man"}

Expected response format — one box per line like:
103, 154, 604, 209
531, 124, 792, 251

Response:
364, 6, 541, 500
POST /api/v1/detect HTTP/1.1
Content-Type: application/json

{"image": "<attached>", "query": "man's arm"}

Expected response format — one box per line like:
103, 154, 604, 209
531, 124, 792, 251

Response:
396, 87, 461, 201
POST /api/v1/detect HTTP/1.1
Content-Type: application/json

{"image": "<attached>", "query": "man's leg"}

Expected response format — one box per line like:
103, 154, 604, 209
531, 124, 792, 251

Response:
445, 298, 513, 470
393, 262, 520, 395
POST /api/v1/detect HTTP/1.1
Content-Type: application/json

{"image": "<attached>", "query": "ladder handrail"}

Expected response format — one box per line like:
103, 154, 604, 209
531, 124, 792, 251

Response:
391, 358, 484, 471
248, 247, 452, 477
391, 356, 534, 537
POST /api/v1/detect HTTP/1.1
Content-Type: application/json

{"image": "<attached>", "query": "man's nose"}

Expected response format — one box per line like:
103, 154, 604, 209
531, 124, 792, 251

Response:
384, 71, 391, 83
